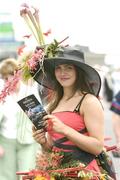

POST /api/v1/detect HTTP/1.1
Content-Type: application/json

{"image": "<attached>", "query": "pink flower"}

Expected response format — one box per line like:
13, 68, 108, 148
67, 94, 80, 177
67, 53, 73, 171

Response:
17, 45, 26, 55
43, 29, 51, 36
20, 3, 45, 45
0, 146, 4, 158
23, 34, 32, 39
27, 49, 44, 71
0, 70, 22, 103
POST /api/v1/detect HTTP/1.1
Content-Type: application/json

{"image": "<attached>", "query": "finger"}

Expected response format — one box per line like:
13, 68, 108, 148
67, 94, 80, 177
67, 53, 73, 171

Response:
43, 114, 54, 120
36, 137, 46, 144
33, 134, 44, 141
33, 130, 45, 138
43, 120, 47, 127
32, 125, 37, 132
33, 133, 44, 139
46, 119, 53, 132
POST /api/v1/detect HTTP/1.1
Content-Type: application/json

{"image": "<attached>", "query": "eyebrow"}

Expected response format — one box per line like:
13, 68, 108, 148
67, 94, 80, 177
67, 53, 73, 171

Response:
56, 64, 73, 67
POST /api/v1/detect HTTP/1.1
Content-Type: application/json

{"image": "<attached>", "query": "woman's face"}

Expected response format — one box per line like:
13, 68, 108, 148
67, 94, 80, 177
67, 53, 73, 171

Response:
55, 64, 77, 88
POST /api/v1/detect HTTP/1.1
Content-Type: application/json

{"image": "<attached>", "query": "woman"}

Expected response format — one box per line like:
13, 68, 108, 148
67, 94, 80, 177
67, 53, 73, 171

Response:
32, 45, 105, 179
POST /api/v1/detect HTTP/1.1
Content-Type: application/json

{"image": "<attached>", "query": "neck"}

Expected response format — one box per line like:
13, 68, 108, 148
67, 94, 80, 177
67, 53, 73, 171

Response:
62, 88, 79, 100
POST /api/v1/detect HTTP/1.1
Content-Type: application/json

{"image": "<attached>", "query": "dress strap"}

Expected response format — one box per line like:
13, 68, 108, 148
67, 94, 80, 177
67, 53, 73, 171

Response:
54, 127, 87, 144
73, 93, 88, 113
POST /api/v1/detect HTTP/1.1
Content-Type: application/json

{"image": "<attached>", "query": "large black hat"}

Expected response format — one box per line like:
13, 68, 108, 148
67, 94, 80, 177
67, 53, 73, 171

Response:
33, 45, 101, 97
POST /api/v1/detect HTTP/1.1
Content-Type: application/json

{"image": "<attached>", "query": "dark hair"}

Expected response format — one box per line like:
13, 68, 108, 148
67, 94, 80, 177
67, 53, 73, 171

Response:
47, 65, 95, 113
75, 66, 94, 94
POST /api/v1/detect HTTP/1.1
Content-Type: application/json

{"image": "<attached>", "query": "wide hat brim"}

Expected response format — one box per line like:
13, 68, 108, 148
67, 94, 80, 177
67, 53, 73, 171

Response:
34, 58, 101, 97
33, 46, 101, 97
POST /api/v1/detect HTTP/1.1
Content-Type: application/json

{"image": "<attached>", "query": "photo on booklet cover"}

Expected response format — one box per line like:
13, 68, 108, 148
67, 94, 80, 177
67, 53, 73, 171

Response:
17, 94, 47, 130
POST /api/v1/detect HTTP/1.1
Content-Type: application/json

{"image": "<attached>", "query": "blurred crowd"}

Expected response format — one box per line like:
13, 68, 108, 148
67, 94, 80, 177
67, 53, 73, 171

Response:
94, 64, 120, 158
102, 66, 120, 158
0, 58, 42, 180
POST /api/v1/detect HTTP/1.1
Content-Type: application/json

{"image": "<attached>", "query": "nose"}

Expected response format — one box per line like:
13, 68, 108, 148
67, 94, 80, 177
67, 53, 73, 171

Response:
60, 68, 66, 75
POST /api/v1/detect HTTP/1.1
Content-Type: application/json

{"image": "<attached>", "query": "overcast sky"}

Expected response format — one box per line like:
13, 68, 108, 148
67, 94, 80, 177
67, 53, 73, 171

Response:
1, 0, 120, 65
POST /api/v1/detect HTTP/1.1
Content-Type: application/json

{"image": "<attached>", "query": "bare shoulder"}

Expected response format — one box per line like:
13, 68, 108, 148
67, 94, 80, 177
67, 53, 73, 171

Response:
81, 94, 103, 111
84, 94, 100, 103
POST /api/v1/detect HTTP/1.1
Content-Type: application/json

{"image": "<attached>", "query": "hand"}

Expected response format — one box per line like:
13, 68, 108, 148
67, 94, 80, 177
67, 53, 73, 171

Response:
0, 145, 4, 158
117, 142, 120, 151
43, 114, 67, 134
32, 126, 47, 145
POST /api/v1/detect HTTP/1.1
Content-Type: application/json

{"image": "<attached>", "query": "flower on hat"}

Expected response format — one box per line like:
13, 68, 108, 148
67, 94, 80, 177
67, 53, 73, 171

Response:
0, 3, 68, 103
20, 3, 45, 45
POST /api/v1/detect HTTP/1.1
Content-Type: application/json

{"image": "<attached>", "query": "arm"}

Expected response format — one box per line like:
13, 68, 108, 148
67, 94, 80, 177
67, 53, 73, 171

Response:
32, 126, 53, 151
62, 94, 104, 155
41, 133, 53, 151
0, 145, 4, 157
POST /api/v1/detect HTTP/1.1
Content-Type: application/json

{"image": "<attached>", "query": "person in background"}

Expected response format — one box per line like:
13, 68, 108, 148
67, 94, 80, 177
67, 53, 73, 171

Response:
110, 90, 120, 157
103, 69, 114, 103
0, 111, 4, 158
111, 68, 120, 96
0, 78, 4, 158
0, 58, 41, 180
32, 45, 105, 179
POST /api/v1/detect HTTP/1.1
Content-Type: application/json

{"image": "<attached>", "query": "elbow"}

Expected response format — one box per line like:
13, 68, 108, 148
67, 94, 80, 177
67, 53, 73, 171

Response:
94, 142, 104, 155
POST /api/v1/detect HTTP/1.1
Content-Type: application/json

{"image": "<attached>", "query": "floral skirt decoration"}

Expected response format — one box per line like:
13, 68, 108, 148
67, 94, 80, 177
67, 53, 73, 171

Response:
16, 147, 113, 180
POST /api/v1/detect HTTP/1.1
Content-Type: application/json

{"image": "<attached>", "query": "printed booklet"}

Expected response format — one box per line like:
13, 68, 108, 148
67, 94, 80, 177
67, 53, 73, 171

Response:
18, 94, 47, 130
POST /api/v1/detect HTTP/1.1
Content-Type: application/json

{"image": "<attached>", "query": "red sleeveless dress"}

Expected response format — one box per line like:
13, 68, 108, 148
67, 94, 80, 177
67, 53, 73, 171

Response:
49, 95, 101, 177
49, 111, 100, 173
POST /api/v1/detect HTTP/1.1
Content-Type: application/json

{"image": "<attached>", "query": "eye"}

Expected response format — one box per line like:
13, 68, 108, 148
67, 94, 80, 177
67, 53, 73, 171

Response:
55, 66, 61, 70
66, 65, 74, 69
